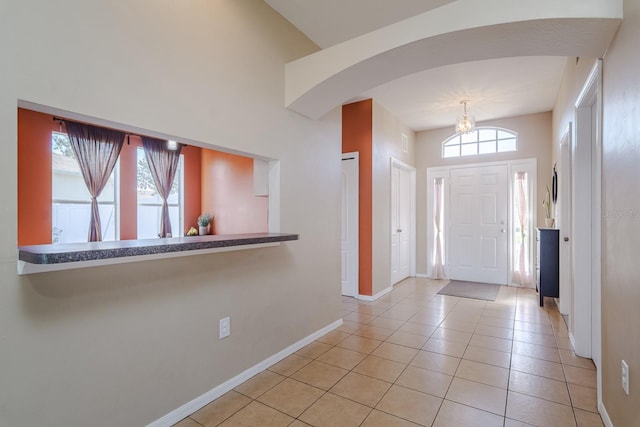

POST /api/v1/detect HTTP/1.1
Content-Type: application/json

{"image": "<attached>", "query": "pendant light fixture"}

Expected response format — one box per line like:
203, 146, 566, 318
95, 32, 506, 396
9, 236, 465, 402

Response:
455, 100, 475, 134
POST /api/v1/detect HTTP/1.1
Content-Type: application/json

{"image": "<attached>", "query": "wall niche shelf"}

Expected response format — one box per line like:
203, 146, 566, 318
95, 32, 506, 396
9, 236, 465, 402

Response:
18, 233, 298, 275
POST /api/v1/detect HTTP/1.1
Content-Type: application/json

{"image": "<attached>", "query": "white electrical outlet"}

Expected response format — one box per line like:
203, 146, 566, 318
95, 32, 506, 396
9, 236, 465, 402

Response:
622, 360, 630, 395
219, 317, 230, 339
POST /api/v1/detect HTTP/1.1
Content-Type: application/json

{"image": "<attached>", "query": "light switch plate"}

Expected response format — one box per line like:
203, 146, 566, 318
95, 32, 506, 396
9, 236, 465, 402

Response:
622, 360, 630, 395
219, 317, 230, 339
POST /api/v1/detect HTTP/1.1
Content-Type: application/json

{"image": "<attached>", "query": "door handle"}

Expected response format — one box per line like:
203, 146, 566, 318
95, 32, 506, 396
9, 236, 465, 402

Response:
564, 237, 569, 242
397, 229, 402, 233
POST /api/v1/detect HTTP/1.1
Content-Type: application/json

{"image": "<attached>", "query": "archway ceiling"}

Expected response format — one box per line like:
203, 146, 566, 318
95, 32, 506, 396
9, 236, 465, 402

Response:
266, 0, 622, 131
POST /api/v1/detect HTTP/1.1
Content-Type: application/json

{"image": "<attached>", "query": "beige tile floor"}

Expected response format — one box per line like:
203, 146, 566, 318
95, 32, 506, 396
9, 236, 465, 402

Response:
174, 278, 602, 427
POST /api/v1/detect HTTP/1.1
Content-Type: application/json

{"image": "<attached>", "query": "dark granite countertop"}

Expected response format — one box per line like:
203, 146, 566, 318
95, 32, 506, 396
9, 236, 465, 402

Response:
18, 233, 298, 265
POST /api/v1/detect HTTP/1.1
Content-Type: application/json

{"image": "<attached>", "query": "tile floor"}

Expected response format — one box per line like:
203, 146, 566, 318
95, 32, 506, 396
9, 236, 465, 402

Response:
174, 278, 602, 427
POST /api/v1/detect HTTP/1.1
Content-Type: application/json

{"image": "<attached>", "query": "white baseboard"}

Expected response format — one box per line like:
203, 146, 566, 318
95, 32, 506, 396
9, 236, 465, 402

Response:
599, 399, 613, 427
147, 318, 343, 427
414, 273, 429, 278
357, 286, 392, 302
569, 332, 576, 352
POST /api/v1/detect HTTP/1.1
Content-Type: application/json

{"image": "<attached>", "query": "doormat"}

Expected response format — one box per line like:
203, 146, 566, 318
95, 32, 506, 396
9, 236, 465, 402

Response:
437, 280, 501, 301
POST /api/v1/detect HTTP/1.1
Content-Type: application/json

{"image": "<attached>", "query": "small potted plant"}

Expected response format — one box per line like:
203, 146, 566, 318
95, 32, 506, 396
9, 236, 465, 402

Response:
197, 213, 212, 235
542, 186, 554, 227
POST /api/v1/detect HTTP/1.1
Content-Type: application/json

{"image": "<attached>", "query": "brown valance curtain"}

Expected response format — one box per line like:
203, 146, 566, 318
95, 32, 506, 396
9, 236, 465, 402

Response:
141, 136, 182, 238
65, 121, 125, 242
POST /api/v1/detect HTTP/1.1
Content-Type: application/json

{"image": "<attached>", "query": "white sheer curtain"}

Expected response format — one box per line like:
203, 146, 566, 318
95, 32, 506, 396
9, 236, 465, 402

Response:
431, 177, 446, 279
513, 172, 531, 285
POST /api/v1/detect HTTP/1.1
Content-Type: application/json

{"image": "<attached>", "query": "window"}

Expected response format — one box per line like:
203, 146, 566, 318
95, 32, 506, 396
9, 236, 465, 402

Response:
442, 127, 517, 158
512, 171, 532, 286
136, 147, 184, 239
52, 132, 118, 243
50, 133, 184, 243
430, 177, 446, 279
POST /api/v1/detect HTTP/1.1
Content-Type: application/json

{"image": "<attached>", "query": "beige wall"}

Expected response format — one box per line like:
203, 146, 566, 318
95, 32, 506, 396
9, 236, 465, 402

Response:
372, 101, 416, 295
600, 0, 640, 423
415, 112, 553, 274
551, 0, 640, 423
0, 2, 342, 426
552, 57, 598, 165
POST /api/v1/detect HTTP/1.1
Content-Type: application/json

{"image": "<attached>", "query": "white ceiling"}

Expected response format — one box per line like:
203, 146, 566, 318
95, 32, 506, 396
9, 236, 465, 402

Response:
265, 0, 571, 132
362, 56, 568, 131
264, 0, 456, 49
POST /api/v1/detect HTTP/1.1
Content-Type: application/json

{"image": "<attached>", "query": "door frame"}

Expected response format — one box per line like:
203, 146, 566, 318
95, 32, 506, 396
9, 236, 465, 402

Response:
426, 158, 537, 286
341, 152, 359, 297
571, 59, 603, 415
557, 123, 572, 316
571, 60, 602, 370
390, 158, 416, 286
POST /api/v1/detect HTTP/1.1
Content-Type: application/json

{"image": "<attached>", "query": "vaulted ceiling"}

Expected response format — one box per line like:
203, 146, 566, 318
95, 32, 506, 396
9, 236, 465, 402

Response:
265, 0, 622, 131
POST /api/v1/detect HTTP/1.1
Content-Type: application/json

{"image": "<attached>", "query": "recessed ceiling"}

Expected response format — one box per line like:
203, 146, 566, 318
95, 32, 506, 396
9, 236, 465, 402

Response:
362, 56, 568, 131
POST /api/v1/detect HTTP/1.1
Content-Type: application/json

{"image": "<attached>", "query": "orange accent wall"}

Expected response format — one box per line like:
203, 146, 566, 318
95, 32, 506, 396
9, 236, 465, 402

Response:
119, 137, 140, 240
200, 150, 268, 235
182, 144, 202, 232
342, 99, 373, 297
17, 108, 54, 245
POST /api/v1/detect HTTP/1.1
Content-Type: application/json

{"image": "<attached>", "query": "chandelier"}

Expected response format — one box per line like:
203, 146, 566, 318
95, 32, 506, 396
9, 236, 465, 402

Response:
455, 100, 475, 134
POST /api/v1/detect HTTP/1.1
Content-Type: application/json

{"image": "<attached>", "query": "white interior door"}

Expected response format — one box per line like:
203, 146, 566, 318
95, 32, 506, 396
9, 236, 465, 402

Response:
341, 154, 358, 297
391, 163, 412, 285
448, 165, 509, 284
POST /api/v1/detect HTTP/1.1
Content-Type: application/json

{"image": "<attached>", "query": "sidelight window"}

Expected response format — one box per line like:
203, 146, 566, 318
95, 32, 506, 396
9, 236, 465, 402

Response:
431, 177, 446, 279
512, 171, 532, 286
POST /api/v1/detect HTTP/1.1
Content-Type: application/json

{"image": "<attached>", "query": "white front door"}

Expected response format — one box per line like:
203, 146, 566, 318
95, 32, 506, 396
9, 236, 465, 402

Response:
341, 154, 358, 297
448, 165, 509, 284
391, 163, 412, 285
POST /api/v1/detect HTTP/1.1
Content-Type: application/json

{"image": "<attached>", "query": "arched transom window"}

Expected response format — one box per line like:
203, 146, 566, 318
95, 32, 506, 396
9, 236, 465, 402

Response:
442, 127, 517, 158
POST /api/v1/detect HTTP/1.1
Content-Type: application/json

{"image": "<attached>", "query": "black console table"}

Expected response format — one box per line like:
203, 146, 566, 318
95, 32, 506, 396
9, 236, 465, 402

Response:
536, 228, 559, 307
